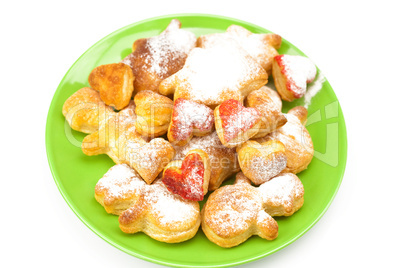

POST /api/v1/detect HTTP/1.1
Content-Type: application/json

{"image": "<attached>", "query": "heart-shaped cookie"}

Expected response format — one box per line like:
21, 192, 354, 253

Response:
272, 55, 316, 102
88, 62, 135, 110
237, 140, 287, 185
162, 149, 211, 201
168, 98, 214, 146
214, 99, 261, 148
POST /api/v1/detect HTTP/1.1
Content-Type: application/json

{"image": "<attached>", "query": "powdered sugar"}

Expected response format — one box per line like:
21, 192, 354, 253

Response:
206, 185, 260, 235
145, 181, 199, 226
171, 98, 214, 141
280, 55, 317, 98
258, 173, 303, 207
221, 105, 260, 142
95, 164, 145, 201
246, 153, 287, 184
176, 45, 264, 105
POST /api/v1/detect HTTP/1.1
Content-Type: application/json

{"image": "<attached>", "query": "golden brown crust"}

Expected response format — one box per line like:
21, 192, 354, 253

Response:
201, 173, 278, 248
237, 140, 287, 185
118, 180, 201, 243
134, 90, 173, 137
94, 164, 146, 215
255, 107, 313, 174
88, 63, 135, 110
62, 87, 114, 133
81, 101, 175, 184
272, 59, 294, 102
173, 132, 239, 191
246, 86, 287, 138
122, 19, 196, 93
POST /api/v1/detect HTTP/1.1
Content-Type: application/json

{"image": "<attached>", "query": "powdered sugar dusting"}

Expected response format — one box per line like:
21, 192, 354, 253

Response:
177, 45, 264, 104
147, 181, 199, 226
171, 98, 214, 141
247, 153, 287, 184
142, 21, 196, 76
206, 185, 260, 235
258, 173, 303, 207
221, 104, 260, 142
280, 55, 317, 98
95, 164, 145, 201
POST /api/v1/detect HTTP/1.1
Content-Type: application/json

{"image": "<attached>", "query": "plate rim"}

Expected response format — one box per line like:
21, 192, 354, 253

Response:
45, 13, 348, 268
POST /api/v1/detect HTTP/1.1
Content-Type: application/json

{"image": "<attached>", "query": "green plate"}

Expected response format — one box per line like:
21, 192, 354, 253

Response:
46, 14, 347, 267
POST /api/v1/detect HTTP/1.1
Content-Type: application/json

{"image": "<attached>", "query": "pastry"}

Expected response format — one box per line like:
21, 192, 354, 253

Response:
62, 87, 114, 134
82, 101, 175, 184
245, 86, 287, 138
119, 179, 201, 243
121, 19, 196, 93
162, 149, 211, 201
214, 99, 261, 148
173, 132, 239, 191
95, 164, 146, 215
272, 55, 317, 102
198, 25, 281, 75
88, 62, 135, 110
237, 140, 287, 185
257, 172, 304, 216
202, 172, 304, 247
201, 172, 278, 248
167, 98, 214, 146
159, 44, 268, 108
255, 106, 313, 174
134, 90, 174, 137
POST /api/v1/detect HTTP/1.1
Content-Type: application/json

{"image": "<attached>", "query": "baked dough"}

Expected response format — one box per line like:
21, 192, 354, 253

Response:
95, 164, 146, 215
134, 90, 173, 137
173, 132, 239, 191
121, 19, 196, 93
245, 86, 287, 138
168, 98, 214, 146
201, 172, 278, 248
82, 101, 175, 184
272, 55, 317, 102
198, 25, 281, 75
162, 149, 211, 201
201, 172, 304, 247
159, 44, 268, 108
62, 87, 114, 134
258, 172, 304, 216
255, 106, 313, 174
88, 62, 135, 110
237, 140, 287, 185
119, 179, 201, 243
214, 99, 261, 148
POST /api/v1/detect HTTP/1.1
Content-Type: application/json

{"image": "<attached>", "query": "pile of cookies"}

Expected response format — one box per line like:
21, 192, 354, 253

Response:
62, 19, 316, 248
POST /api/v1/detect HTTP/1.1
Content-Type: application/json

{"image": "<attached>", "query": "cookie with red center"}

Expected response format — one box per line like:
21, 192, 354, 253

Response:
162, 149, 211, 201
168, 98, 214, 146
214, 99, 261, 148
272, 55, 317, 102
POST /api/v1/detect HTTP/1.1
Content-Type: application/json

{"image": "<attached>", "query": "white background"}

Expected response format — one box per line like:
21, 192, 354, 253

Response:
1, 0, 401, 267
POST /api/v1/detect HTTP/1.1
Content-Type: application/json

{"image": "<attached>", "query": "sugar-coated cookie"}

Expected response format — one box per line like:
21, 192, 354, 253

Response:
168, 98, 214, 146
237, 140, 287, 185
214, 99, 261, 148
272, 55, 317, 102
173, 132, 239, 190
255, 106, 313, 174
122, 19, 196, 93
119, 179, 201, 243
159, 44, 268, 108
